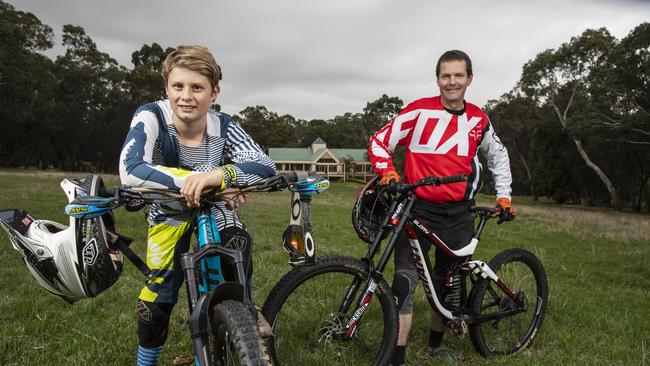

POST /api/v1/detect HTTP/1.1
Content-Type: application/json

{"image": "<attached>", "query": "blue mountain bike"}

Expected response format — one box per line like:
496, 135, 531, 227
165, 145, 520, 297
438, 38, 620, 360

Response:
0, 172, 331, 365
63, 172, 329, 365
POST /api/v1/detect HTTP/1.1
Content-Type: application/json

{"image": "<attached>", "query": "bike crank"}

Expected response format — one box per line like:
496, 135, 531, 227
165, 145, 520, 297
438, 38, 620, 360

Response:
451, 317, 468, 339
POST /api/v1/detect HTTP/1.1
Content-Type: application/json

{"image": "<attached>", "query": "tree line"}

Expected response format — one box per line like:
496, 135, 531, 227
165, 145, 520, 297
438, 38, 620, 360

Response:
0, 1, 647, 211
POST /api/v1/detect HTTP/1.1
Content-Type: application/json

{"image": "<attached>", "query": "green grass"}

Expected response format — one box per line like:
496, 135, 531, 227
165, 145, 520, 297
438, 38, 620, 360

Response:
0, 172, 648, 365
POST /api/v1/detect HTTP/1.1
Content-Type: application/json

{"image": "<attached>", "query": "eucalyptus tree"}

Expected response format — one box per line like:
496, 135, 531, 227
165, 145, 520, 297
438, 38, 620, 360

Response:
520, 28, 622, 209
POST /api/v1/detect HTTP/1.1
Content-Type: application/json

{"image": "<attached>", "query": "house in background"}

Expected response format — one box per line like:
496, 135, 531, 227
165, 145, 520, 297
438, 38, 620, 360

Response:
269, 138, 375, 181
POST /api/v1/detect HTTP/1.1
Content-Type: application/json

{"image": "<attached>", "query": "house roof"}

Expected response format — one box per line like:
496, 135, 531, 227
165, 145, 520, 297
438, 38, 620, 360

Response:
330, 149, 367, 162
312, 137, 326, 145
269, 147, 367, 162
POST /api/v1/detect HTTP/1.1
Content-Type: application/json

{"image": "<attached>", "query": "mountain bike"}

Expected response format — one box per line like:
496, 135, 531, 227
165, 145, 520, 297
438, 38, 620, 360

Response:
63, 173, 322, 366
0, 172, 329, 365
261, 175, 548, 365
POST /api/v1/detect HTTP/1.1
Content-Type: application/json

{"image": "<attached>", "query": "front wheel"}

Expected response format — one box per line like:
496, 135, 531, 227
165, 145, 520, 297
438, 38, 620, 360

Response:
469, 248, 548, 356
262, 256, 398, 366
211, 300, 269, 365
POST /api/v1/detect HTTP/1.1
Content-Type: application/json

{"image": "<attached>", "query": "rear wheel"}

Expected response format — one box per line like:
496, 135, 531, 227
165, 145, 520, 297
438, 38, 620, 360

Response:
262, 256, 398, 366
469, 248, 548, 356
211, 300, 269, 365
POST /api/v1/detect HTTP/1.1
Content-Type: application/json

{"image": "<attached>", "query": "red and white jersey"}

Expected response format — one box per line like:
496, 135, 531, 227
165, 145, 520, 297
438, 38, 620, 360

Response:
368, 96, 512, 204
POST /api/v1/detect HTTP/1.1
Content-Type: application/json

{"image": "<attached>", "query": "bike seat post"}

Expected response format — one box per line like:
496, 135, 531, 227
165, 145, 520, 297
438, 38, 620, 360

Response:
472, 212, 490, 241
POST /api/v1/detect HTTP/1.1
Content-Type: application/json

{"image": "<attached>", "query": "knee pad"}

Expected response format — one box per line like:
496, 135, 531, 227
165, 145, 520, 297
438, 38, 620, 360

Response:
391, 270, 418, 314
137, 300, 174, 348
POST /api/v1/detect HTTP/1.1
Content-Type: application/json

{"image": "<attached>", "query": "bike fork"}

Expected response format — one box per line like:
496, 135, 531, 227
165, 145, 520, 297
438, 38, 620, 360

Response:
343, 271, 383, 338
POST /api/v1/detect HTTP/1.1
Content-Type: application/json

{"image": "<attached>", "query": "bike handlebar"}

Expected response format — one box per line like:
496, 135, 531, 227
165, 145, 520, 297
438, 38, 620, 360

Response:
100, 170, 321, 207
388, 174, 468, 194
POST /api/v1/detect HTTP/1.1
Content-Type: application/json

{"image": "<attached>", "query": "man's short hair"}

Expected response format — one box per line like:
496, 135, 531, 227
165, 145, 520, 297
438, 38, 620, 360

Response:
436, 50, 473, 77
162, 45, 222, 89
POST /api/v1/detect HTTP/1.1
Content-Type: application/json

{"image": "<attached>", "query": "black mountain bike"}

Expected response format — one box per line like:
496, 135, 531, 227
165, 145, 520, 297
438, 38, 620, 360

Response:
261, 175, 548, 365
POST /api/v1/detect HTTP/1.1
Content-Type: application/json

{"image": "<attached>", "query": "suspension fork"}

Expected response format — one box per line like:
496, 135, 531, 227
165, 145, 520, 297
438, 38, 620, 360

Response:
343, 196, 417, 338
196, 209, 224, 294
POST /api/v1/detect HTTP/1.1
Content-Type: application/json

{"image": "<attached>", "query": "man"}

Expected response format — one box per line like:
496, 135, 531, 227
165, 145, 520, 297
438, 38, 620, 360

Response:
368, 50, 515, 365
119, 45, 276, 366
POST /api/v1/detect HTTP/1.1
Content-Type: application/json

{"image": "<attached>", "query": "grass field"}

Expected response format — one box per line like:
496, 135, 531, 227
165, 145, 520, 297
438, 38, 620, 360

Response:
0, 172, 648, 365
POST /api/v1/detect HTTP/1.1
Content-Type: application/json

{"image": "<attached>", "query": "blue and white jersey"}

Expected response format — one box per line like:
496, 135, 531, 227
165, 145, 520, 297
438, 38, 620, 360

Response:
119, 99, 277, 228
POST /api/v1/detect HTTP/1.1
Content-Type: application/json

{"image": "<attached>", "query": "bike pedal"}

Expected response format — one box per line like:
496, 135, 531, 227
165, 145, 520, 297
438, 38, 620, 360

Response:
172, 355, 194, 366
450, 319, 468, 340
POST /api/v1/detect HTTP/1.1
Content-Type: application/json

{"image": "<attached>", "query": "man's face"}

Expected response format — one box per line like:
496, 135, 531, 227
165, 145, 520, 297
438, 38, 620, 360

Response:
165, 67, 218, 125
436, 60, 473, 108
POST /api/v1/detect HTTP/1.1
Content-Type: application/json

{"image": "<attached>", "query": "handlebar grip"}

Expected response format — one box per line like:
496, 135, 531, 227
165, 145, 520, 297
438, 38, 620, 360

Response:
281, 171, 311, 183
99, 186, 117, 197
280, 172, 298, 183
438, 174, 468, 185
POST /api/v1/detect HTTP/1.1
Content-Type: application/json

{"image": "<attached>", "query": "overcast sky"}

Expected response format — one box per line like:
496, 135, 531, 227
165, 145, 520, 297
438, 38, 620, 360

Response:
11, 0, 650, 120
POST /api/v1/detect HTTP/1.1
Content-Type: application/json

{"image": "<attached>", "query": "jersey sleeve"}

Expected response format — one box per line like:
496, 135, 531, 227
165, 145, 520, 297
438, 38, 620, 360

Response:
478, 120, 513, 200
220, 120, 277, 187
368, 108, 421, 175
119, 108, 193, 190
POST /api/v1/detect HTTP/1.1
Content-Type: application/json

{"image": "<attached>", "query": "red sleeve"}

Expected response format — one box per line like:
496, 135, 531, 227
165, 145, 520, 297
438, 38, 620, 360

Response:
367, 100, 424, 176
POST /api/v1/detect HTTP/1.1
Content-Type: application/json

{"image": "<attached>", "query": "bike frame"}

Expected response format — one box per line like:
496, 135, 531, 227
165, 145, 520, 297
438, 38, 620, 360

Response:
341, 189, 525, 337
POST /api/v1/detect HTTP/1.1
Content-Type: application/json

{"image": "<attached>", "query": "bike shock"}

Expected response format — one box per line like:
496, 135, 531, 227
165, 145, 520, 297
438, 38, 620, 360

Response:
444, 273, 462, 309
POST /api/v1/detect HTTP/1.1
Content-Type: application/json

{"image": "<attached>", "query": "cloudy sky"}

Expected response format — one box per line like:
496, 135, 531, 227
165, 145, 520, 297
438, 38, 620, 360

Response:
11, 0, 650, 120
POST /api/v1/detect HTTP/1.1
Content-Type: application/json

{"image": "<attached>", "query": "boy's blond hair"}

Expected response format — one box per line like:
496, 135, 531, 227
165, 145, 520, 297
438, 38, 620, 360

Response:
162, 45, 222, 89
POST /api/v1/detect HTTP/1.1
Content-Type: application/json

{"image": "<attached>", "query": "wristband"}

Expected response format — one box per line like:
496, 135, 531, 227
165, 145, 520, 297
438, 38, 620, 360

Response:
220, 165, 237, 188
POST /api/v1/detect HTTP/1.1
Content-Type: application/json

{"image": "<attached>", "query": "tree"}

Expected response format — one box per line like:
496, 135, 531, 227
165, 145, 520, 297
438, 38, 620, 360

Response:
0, 1, 57, 168
587, 23, 650, 210
520, 28, 622, 209
52, 25, 130, 171
128, 43, 174, 105
235, 106, 299, 150
362, 94, 403, 142
485, 92, 541, 197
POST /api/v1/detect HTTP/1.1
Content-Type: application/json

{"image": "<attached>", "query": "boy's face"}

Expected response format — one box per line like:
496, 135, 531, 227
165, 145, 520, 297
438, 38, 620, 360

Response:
165, 67, 218, 125
436, 60, 473, 108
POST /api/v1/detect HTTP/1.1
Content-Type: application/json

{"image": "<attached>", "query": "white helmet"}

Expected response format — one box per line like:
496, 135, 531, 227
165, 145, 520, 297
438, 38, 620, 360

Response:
0, 175, 123, 303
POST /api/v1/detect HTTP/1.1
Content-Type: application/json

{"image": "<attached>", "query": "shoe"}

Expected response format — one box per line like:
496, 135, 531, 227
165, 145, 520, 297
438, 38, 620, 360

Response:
172, 355, 194, 366
256, 307, 273, 338
427, 345, 456, 364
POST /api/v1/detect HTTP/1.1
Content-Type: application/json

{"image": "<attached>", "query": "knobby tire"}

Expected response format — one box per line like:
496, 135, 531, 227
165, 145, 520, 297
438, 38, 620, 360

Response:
211, 300, 270, 366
